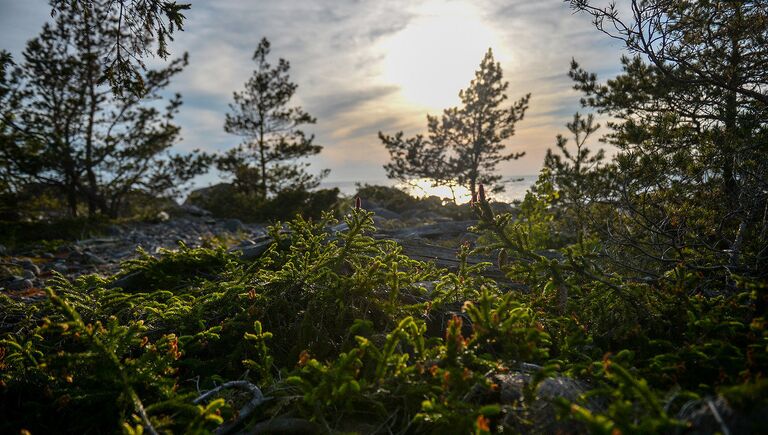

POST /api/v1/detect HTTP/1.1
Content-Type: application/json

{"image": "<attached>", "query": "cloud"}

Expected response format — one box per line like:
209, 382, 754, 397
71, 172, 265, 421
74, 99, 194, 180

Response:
0, 0, 627, 186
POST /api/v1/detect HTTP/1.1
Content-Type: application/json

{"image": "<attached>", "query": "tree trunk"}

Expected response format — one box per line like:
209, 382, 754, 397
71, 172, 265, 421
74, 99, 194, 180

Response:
258, 120, 268, 200
66, 182, 78, 217
83, 16, 100, 218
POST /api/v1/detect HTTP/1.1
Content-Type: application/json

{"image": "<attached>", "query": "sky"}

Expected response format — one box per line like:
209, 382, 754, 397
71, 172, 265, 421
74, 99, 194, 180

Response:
0, 0, 626, 191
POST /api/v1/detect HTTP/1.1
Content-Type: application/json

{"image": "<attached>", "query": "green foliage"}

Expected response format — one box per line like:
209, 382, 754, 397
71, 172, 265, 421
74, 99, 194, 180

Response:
115, 244, 236, 293
355, 183, 473, 220
0, 216, 111, 250
1, 206, 766, 433
562, 355, 687, 434
4, 1, 766, 432
0, 6, 209, 219
50, 0, 191, 96
380, 48, 529, 197
219, 37, 328, 200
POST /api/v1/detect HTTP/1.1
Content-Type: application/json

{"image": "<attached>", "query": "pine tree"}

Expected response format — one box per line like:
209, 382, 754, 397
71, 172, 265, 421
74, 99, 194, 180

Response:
541, 112, 608, 242
0, 5, 210, 218
220, 37, 327, 200
381, 49, 530, 198
49, 0, 191, 96
569, 0, 768, 279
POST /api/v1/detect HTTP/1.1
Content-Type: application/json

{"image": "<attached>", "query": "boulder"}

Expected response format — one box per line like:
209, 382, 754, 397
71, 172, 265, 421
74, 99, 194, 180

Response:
489, 368, 595, 434
179, 204, 212, 217
678, 395, 767, 434
384, 220, 477, 240
20, 259, 40, 276
222, 218, 245, 233
84, 252, 107, 265
370, 207, 401, 220
232, 239, 272, 261
6, 278, 34, 291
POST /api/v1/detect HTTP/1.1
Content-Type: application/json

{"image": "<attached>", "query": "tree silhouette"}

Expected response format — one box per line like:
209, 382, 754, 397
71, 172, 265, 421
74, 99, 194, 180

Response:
50, 0, 191, 96
0, 6, 209, 217
381, 49, 529, 199
220, 38, 327, 200
570, 0, 768, 279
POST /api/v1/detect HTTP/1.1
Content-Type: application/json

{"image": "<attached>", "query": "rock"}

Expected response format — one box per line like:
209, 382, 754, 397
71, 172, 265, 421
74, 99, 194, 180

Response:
489, 369, 595, 433
107, 271, 144, 291
329, 222, 350, 233
22, 269, 36, 279
50, 262, 69, 274
20, 259, 40, 276
0, 265, 18, 280
56, 245, 82, 257
179, 204, 212, 217
384, 220, 477, 240
678, 395, 767, 434
42, 252, 55, 259
156, 211, 170, 222
233, 239, 272, 261
370, 207, 401, 220
222, 218, 245, 233
106, 224, 123, 236
400, 209, 452, 221
84, 252, 106, 265
6, 278, 34, 291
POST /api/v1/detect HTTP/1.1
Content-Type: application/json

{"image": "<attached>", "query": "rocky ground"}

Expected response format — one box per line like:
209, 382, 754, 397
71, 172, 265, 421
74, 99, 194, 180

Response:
0, 204, 754, 432
0, 203, 506, 299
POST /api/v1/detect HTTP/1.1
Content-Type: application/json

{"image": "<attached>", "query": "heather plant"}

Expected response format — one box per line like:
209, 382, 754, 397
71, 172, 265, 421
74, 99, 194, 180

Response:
1, 203, 766, 433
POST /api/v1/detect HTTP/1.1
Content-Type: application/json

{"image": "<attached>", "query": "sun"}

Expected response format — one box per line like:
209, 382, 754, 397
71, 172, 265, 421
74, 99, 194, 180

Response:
380, 1, 504, 111
399, 178, 472, 204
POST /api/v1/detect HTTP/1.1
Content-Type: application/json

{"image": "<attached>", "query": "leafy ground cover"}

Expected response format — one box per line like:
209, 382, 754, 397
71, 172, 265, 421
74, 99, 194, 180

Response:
1, 201, 766, 434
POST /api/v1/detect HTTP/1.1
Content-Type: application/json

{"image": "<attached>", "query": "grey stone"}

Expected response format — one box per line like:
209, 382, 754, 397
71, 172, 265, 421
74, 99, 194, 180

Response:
84, 252, 106, 265
328, 222, 349, 233
180, 204, 212, 217
107, 271, 144, 291
385, 220, 477, 240
50, 262, 69, 274
233, 239, 272, 261
20, 259, 40, 276
489, 370, 595, 433
22, 269, 36, 279
370, 207, 401, 220
222, 218, 245, 233
678, 395, 766, 434
7, 278, 33, 291
106, 224, 123, 236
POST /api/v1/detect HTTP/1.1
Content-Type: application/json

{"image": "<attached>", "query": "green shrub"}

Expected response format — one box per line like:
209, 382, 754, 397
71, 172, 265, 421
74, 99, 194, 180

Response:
185, 183, 340, 221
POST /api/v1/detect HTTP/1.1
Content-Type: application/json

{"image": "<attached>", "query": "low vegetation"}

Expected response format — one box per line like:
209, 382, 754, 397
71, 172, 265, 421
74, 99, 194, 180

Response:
1, 1, 766, 433
1, 198, 765, 433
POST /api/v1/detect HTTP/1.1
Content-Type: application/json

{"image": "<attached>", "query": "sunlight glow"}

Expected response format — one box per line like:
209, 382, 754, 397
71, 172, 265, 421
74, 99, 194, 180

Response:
380, 1, 504, 110
399, 178, 472, 204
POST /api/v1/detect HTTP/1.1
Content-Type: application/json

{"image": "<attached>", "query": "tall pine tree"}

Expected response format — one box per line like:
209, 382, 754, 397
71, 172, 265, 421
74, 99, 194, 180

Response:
0, 4, 210, 218
569, 0, 768, 279
381, 49, 530, 198
220, 38, 327, 200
